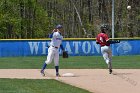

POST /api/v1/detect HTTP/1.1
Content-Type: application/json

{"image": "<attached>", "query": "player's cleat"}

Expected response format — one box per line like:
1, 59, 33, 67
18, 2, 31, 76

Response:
40, 70, 45, 76
109, 69, 112, 74
56, 73, 61, 77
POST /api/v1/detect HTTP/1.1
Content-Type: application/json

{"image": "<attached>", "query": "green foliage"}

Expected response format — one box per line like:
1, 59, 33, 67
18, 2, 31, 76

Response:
0, 0, 139, 38
0, 0, 20, 38
0, 0, 50, 38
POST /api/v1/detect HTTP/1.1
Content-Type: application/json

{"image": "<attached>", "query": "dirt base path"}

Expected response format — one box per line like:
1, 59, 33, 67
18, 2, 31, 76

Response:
0, 69, 140, 93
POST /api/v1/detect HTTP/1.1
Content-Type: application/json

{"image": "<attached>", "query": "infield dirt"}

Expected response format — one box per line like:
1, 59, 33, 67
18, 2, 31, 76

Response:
0, 69, 139, 93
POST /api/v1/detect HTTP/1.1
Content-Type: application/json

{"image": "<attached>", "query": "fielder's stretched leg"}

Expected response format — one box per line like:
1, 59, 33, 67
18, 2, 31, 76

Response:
41, 63, 47, 76
40, 48, 54, 76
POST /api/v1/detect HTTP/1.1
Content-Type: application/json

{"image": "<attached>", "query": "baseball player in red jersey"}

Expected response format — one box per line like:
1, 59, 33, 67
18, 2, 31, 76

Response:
96, 25, 113, 74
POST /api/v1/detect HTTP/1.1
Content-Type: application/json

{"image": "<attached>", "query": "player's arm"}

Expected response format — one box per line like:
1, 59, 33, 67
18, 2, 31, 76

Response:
107, 40, 120, 44
106, 35, 120, 44
49, 29, 58, 38
96, 36, 100, 44
49, 33, 54, 38
60, 44, 64, 51
104, 34, 110, 42
105, 34, 120, 44
96, 40, 100, 44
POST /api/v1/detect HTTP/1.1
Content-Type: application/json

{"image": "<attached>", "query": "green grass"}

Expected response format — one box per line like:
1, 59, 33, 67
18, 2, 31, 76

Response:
0, 79, 91, 93
0, 55, 140, 69
0, 55, 140, 93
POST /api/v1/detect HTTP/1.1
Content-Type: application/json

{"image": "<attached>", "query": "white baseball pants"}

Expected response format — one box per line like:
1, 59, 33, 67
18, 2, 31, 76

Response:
45, 46, 59, 66
101, 46, 112, 69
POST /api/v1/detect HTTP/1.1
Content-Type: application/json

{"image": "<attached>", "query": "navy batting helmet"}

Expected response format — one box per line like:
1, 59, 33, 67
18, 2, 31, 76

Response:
56, 24, 63, 29
100, 24, 108, 31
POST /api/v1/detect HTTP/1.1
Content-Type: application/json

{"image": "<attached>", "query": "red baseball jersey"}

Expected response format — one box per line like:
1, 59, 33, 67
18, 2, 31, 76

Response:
96, 33, 110, 47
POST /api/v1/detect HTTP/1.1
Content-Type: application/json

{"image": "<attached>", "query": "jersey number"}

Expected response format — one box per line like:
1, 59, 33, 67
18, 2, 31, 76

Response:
100, 37, 103, 42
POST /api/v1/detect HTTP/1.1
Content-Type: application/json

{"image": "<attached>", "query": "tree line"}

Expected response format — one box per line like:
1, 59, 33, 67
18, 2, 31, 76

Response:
0, 0, 140, 39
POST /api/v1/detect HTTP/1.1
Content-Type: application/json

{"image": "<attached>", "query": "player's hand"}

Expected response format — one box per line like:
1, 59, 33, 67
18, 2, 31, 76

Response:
62, 51, 68, 58
96, 42, 100, 44
117, 40, 120, 43
52, 29, 57, 32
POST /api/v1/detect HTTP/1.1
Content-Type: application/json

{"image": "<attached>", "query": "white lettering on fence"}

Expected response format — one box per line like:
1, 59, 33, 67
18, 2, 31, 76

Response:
92, 41, 100, 54
42, 42, 48, 54
82, 41, 91, 54
73, 41, 81, 54
65, 42, 72, 54
28, 42, 40, 54
28, 41, 100, 55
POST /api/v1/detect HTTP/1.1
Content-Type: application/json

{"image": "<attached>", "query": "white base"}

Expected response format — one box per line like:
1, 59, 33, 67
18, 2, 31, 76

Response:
62, 73, 75, 77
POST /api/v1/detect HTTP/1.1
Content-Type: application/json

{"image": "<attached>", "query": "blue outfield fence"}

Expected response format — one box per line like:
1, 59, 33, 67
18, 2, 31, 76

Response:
0, 39, 140, 57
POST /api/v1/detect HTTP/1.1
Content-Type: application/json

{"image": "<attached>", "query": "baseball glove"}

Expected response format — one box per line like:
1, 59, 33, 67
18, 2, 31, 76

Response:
62, 51, 68, 58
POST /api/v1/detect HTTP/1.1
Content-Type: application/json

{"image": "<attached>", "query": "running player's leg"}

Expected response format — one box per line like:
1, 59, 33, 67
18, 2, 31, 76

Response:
101, 46, 112, 74
108, 48, 112, 74
101, 46, 110, 64
102, 52, 112, 74
102, 52, 110, 64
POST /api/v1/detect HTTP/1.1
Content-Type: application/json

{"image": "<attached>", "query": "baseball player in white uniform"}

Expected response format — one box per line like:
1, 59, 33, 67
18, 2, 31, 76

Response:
40, 24, 64, 77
